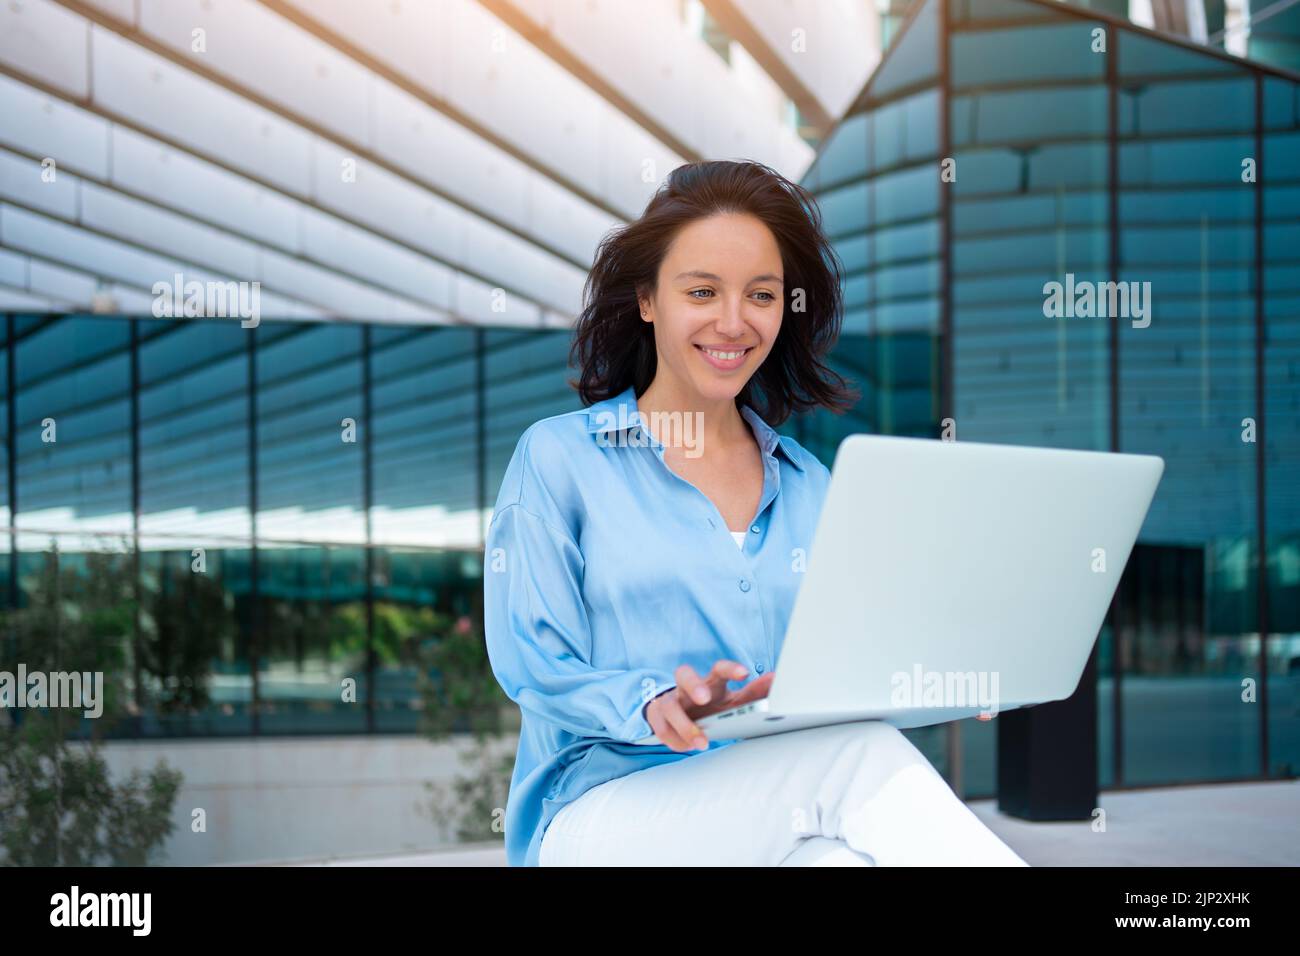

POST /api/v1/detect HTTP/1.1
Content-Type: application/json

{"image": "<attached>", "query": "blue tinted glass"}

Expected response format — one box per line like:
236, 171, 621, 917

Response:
255, 321, 364, 543
1117, 44, 1261, 784
1265, 79, 1300, 780
15, 316, 133, 538
951, 23, 1105, 88
371, 327, 478, 548
138, 319, 251, 540
483, 330, 579, 504
870, 0, 939, 101
807, 113, 867, 191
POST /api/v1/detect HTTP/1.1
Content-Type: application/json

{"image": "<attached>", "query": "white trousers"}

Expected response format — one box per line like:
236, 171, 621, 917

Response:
539, 721, 1030, 866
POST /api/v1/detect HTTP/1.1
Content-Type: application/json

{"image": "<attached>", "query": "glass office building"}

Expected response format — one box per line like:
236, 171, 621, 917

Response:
799, 0, 1300, 790
3, 319, 565, 737
2, 0, 1296, 801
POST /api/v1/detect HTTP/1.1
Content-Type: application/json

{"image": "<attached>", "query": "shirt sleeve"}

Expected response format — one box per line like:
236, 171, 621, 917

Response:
484, 501, 678, 742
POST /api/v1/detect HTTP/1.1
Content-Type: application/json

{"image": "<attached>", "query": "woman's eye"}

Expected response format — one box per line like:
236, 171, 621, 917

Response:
689, 289, 777, 301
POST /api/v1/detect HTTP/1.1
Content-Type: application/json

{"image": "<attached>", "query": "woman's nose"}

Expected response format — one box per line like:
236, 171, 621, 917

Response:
712, 300, 747, 336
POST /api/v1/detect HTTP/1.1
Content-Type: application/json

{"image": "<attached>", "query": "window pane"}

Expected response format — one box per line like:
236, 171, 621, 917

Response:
371, 546, 487, 734
371, 326, 478, 548
255, 321, 364, 543
15, 316, 133, 549
1264, 79, 1300, 778
256, 543, 366, 734
1117, 44, 1259, 784
482, 329, 578, 509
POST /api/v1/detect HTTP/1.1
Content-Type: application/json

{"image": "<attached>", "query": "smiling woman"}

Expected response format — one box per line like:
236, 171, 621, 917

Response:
482, 159, 1028, 868
571, 160, 853, 427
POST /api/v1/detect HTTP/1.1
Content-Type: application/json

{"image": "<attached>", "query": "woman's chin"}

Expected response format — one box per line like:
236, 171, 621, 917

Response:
696, 381, 747, 405
687, 367, 750, 400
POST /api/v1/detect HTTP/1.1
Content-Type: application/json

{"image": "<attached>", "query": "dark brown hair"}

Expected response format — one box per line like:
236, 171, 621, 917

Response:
569, 159, 858, 426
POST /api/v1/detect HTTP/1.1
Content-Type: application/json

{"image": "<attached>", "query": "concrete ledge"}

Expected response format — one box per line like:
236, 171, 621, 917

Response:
266, 779, 1300, 866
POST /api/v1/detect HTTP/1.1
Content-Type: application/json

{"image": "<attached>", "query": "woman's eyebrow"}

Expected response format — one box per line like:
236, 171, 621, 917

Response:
673, 270, 784, 284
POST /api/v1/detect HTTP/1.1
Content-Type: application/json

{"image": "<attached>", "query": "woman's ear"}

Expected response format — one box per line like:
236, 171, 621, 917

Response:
634, 282, 656, 323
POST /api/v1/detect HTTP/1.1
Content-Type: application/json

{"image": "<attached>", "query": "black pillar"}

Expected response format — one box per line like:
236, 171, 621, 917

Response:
997, 646, 1100, 820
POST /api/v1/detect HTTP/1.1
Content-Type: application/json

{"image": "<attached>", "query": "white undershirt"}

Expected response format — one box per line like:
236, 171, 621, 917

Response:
730, 530, 747, 549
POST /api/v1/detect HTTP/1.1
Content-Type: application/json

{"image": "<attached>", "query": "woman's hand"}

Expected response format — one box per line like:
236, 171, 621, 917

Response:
644, 659, 775, 753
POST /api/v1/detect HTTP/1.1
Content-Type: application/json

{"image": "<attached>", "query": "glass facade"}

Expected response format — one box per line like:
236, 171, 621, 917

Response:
0, 312, 937, 743
1249, 0, 1300, 73
0, 315, 568, 738
800, 0, 1300, 791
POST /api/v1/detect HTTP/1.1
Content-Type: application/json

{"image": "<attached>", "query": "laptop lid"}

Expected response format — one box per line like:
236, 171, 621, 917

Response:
765, 435, 1164, 720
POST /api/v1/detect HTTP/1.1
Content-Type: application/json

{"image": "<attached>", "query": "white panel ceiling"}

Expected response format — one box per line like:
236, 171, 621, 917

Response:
0, 0, 861, 325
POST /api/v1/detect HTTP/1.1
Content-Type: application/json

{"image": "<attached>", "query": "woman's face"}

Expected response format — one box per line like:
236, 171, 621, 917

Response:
639, 211, 784, 406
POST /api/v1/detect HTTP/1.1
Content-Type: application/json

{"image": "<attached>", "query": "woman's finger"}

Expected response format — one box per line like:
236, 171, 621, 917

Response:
704, 659, 748, 697
723, 671, 775, 707
674, 663, 711, 706
645, 697, 687, 750
656, 691, 709, 752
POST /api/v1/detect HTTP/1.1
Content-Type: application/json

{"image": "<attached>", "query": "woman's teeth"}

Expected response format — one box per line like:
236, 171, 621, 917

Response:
702, 348, 746, 360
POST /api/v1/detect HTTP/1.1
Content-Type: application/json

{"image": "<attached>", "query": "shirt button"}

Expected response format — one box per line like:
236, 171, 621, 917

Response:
750, 525, 760, 534
739, 578, 750, 592
756, 663, 765, 673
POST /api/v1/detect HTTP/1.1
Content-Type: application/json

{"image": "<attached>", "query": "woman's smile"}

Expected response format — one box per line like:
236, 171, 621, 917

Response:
694, 343, 753, 371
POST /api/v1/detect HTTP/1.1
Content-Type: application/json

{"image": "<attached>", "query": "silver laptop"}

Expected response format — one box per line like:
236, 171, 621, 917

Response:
633, 433, 1164, 744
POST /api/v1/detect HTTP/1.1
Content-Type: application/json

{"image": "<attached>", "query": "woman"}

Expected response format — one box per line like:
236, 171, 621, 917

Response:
483, 160, 1028, 867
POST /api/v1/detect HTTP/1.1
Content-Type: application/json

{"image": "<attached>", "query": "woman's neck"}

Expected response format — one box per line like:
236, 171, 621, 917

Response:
636, 378, 748, 456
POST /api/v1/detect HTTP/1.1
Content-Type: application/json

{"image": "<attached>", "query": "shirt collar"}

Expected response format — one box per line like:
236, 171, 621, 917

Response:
584, 384, 805, 472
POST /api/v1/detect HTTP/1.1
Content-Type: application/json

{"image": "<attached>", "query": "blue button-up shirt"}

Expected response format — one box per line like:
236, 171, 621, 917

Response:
483, 384, 832, 866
